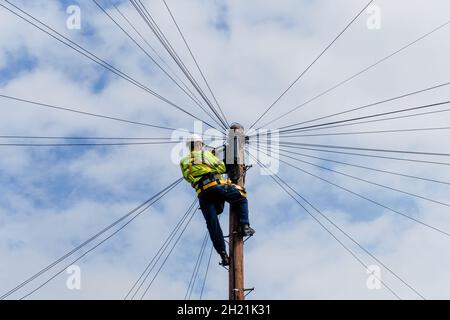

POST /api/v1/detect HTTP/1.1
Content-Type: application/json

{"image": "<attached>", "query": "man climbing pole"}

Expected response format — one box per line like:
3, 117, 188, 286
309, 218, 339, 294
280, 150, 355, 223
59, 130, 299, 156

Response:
180, 133, 255, 267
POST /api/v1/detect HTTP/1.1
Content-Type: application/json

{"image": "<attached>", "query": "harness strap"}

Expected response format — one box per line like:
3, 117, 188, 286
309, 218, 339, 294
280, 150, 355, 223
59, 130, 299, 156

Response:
196, 179, 247, 198
196, 178, 229, 194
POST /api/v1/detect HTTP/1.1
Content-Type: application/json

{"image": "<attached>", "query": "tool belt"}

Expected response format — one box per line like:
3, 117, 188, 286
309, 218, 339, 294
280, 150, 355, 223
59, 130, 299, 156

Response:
195, 173, 228, 194
195, 173, 247, 197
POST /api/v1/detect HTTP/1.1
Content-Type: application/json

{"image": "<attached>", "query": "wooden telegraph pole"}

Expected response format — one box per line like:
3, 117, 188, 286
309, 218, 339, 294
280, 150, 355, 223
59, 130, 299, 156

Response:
227, 123, 245, 300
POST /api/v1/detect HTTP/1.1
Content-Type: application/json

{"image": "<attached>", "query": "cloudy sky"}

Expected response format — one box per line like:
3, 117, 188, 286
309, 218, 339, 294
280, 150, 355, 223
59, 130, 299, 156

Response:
1, 0, 450, 300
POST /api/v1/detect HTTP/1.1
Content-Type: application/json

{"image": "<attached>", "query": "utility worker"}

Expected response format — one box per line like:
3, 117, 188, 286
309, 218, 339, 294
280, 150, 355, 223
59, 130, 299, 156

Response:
180, 134, 255, 266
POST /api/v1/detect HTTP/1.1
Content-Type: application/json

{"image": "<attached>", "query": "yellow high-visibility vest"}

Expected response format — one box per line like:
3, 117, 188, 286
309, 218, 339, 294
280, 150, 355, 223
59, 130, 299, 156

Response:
180, 150, 226, 187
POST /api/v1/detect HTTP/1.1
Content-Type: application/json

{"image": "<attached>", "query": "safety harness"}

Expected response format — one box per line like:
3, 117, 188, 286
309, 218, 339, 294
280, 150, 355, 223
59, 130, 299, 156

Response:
195, 174, 247, 198
188, 151, 247, 197
195, 174, 229, 194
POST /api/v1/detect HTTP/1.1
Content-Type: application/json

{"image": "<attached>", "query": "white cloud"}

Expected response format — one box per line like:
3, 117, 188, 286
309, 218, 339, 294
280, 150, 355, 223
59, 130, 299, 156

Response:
0, 0, 449, 300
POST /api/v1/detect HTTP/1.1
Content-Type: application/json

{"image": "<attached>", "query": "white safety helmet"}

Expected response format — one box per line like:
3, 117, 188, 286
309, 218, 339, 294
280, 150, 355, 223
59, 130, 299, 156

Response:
186, 133, 204, 149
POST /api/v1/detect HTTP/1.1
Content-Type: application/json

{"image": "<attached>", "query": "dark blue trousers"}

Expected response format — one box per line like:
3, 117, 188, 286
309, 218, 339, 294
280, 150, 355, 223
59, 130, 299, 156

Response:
198, 184, 249, 254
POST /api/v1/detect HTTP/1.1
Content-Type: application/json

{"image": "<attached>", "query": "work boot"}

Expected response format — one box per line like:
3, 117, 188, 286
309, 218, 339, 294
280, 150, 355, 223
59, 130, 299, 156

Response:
239, 224, 255, 237
220, 251, 229, 266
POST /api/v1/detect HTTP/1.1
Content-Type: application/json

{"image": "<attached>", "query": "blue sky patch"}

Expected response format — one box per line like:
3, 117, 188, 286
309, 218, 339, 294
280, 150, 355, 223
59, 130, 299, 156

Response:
212, 0, 230, 34
0, 48, 38, 86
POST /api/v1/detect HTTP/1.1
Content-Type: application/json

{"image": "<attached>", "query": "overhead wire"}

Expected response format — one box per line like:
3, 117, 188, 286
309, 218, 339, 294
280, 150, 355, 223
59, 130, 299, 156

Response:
139, 204, 200, 300
92, 0, 225, 129
199, 242, 214, 300
134, 0, 228, 130
129, 202, 199, 300
0, 141, 179, 147
250, 145, 450, 237
279, 126, 450, 138
266, 144, 450, 167
0, 94, 177, 132
185, 231, 209, 300
129, 0, 228, 130
278, 81, 450, 131
0, 136, 172, 140
250, 106, 450, 138
264, 147, 450, 186
283, 108, 450, 135
0, 135, 222, 142
199, 215, 222, 300
111, 4, 223, 131
0, 178, 182, 300
0, 94, 225, 141
0, 1, 217, 130
113, 3, 202, 101
2, 0, 446, 300
256, 144, 450, 207
249, 0, 374, 129
257, 20, 450, 130
248, 150, 424, 299
19, 180, 181, 300
272, 141, 450, 158
162, 0, 229, 127
277, 101, 450, 135
113, 3, 206, 114
125, 198, 198, 300
247, 151, 402, 299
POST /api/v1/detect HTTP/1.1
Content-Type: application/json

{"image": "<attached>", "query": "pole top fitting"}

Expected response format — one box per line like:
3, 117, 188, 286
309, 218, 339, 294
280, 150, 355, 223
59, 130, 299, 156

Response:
230, 123, 244, 131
